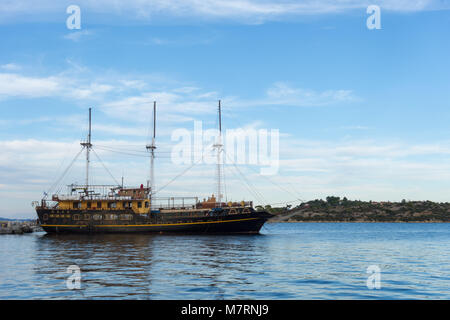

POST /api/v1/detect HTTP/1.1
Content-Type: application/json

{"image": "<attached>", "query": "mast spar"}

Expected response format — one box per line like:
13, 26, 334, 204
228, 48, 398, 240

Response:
146, 101, 157, 195
80, 107, 92, 193
214, 100, 223, 207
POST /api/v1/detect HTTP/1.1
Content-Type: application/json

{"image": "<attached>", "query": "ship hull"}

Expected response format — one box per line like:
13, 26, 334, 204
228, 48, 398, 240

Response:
37, 209, 272, 234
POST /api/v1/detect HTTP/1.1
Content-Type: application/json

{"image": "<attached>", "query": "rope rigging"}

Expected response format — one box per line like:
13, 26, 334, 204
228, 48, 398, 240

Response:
45, 147, 84, 198
219, 101, 305, 208
44, 102, 303, 209
152, 157, 204, 196
91, 148, 121, 187
222, 149, 268, 206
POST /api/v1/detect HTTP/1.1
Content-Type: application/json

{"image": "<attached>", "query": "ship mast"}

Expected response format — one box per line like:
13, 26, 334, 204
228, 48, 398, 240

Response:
213, 100, 223, 207
146, 101, 157, 195
80, 107, 92, 193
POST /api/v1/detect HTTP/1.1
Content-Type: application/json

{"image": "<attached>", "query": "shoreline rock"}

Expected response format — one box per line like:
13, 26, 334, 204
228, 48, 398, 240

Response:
0, 221, 41, 235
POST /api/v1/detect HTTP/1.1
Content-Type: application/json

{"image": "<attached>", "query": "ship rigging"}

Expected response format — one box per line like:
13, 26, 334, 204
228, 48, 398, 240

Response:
35, 101, 274, 234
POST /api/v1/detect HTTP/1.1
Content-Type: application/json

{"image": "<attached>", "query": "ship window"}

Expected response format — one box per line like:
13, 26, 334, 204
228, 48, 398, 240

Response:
138, 201, 142, 208
83, 214, 90, 220
123, 201, 127, 208
145, 201, 149, 208
73, 202, 81, 209
73, 214, 80, 220
128, 201, 132, 208
108, 202, 117, 209
93, 214, 102, 220
87, 202, 91, 208
97, 202, 102, 209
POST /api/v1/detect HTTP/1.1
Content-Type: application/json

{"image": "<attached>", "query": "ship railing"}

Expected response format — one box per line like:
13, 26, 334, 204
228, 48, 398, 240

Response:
151, 196, 199, 210
149, 197, 254, 210
66, 184, 122, 191
64, 184, 148, 196
213, 201, 254, 208
37, 200, 59, 209
53, 194, 136, 201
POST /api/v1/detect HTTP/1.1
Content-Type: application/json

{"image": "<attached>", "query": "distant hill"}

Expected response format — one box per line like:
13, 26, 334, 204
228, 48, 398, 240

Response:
266, 196, 450, 222
0, 217, 36, 222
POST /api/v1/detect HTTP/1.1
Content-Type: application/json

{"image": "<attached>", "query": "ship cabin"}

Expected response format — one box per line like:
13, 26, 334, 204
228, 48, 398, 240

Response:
38, 184, 256, 221
42, 184, 151, 215
196, 194, 253, 210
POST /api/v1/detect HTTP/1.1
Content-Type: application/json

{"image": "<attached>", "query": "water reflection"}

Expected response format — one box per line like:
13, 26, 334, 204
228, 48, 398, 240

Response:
34, 234, 157, 298
32, 233, 270, 299
1, 223, 450, 299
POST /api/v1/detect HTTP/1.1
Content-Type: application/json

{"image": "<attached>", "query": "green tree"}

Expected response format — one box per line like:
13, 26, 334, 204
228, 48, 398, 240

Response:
326, 196, 340, 206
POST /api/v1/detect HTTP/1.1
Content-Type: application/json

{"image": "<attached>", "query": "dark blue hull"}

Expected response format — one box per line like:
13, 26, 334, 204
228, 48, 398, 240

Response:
37, 209, 272, 234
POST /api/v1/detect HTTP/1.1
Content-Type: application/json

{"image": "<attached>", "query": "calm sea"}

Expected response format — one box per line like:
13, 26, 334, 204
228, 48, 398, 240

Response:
1, 222, 450, 299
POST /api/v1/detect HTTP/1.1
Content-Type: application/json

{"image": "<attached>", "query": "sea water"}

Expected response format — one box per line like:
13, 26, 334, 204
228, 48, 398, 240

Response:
1, 222, 449, 299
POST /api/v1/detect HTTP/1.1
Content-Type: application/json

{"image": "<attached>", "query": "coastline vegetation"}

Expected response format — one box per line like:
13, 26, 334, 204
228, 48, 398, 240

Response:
259, 196, 450, 222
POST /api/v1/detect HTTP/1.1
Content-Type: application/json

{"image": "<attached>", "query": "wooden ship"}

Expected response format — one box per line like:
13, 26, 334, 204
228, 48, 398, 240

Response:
34, 102, 273, 234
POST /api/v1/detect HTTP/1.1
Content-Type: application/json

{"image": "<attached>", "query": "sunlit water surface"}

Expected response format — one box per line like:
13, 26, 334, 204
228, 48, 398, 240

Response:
1, 223, 450, 299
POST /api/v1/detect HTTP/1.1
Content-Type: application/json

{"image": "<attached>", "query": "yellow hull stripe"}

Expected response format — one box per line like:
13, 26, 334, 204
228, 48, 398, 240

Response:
41, 217, 259, 228
41, 225, 87, 227
98, 217, 259, 227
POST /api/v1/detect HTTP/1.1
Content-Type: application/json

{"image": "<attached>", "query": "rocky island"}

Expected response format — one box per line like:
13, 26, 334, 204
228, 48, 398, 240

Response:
265, 196, 450, 223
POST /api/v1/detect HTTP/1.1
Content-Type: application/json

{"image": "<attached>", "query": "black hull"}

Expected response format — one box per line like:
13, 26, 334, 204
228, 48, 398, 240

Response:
37, 210, 272, 234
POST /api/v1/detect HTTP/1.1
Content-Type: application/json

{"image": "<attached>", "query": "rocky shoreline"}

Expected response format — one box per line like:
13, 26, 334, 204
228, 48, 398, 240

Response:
266, 197, 450, 223
0, 221, 43, 234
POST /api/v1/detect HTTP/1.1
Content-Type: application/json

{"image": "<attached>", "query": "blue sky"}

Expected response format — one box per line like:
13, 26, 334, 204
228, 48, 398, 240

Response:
1, 0, 450, 217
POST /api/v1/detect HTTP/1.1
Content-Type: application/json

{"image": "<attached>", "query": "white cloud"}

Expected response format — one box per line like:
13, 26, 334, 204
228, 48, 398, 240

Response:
0, 63, 21, 71
0, 64, 357, 111
227, 82, 358, 108
0, 71, 116, 100
4, 135, 450, 217
93, 124, 148, 136
70, 83, 114, 99
63, 29, 93, 42
100, 91, 219, 123
0, 0, 447, 24
0, 73, 60, 98
265, 82, 357, 106
119, 79, 147, 90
